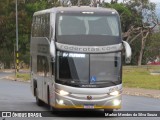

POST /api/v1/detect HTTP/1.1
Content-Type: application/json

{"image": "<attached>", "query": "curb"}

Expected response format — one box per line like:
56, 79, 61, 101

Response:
4, 76, 30, 83
123, 88, 160, 99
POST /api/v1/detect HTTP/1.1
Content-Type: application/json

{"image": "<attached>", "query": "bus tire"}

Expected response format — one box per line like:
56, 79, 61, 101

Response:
104, 109, 113, 114
33, 81, 37, 96
35, 88, 44, 106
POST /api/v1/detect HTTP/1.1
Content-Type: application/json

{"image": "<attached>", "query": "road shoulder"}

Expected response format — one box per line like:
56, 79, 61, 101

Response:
123, 87, 160, 99
4, 76, 30, 83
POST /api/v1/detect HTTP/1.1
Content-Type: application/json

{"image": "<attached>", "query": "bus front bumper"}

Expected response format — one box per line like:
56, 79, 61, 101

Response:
53, 93, 121, 109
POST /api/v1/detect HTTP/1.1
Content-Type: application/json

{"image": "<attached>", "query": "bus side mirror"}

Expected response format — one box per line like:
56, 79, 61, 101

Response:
50, 40, 56, 62
122, 41, 132, 64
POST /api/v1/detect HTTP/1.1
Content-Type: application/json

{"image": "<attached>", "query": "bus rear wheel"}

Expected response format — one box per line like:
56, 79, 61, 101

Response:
35, 88, 44, 106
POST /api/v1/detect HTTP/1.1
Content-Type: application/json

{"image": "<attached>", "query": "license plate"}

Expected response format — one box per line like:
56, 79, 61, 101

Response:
84, 104, 94, 109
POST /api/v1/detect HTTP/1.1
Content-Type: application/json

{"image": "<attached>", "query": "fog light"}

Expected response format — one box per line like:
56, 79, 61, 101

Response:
59, 100, 64, 105
113, 99, 121, 106
56, 99, 64, 105
110, 91, 119, 96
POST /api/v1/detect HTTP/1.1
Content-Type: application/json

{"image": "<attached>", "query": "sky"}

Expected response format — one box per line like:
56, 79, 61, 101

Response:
149, 0, 160, 2
104, 0, 160, 17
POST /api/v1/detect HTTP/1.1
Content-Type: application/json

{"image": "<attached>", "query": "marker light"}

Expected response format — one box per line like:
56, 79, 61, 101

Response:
59, 90, 69, 96
113, 99, 121, 106
109, 91, 119, 96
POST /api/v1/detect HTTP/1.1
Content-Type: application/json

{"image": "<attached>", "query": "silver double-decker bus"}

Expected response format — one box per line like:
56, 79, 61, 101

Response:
30, 6, 131, 112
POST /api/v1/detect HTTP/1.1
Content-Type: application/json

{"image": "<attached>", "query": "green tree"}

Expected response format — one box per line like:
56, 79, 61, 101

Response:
0, 0, 16, 68
0, 0, 59, 68
144, 32, 160, 63
104, 0, 159, 65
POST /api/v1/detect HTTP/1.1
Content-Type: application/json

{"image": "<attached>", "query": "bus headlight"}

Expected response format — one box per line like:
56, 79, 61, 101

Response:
57, 90, 69, 96
109, 91, 119, 96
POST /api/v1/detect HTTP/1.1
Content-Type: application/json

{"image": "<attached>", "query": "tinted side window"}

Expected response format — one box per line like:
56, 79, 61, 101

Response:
32, 14, 50, 38
37, 55, 49, 77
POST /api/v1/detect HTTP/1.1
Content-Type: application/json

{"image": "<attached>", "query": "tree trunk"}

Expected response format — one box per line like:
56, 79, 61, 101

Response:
137, 31, 149, 66
138, 40, 145, 66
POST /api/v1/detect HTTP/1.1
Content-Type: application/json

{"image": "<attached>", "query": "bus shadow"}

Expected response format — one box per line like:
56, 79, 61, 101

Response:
52, 109, 105, 117
42, 104, 107, 117
33, 102, 114, 117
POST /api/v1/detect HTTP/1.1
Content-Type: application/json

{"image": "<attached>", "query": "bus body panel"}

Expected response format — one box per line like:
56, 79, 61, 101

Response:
31, 36, 52, 103
30, 6, 128, 110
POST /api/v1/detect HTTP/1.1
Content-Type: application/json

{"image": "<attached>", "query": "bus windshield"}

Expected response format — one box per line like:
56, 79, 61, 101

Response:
57, 14, 120, 36
56, 51, 121, 87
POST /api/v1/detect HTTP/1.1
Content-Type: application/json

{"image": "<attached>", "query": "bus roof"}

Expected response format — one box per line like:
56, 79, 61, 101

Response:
33, 6, 118, 16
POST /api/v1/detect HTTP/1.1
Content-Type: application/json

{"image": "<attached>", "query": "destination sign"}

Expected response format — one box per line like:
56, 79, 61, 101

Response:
56, 43, 122, 53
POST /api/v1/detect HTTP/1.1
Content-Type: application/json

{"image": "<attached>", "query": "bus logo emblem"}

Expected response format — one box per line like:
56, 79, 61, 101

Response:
87, 96, 92, 100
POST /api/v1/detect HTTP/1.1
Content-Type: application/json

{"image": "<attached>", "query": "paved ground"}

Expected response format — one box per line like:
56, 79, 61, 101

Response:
0, 78, 160, 120
0, 71, 160, 120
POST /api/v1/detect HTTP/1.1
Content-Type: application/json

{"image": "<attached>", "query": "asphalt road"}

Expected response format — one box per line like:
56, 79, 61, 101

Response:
0, 72, 160, 120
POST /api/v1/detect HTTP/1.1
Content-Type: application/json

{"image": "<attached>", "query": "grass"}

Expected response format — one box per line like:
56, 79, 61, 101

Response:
123, 66, 160, 90
16, 73, 30, 81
